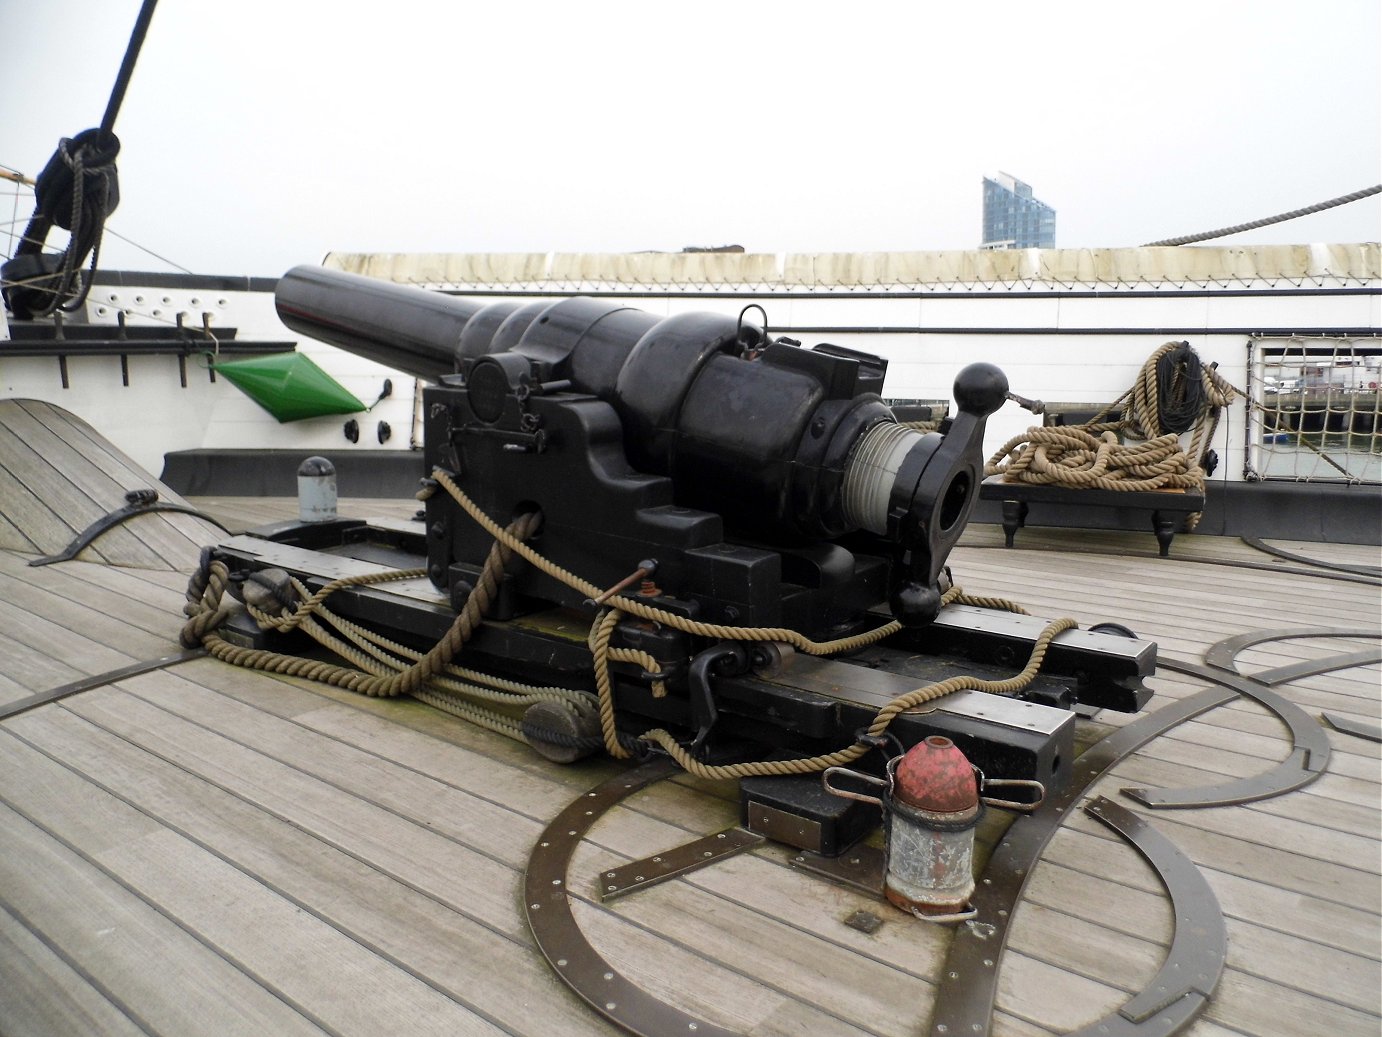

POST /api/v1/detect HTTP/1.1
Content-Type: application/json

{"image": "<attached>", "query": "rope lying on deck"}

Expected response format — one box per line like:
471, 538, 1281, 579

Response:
179, 472, 1071, 780
984, 342, 1237, 525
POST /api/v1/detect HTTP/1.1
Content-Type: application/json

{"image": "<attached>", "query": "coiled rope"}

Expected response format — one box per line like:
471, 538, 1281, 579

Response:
180, 472, 1073, 780
179, 512, 594, 741
985, 342, 1237, 525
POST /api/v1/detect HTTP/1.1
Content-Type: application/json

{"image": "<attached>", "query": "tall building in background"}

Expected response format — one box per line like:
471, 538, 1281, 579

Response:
981, 173, 1056, 249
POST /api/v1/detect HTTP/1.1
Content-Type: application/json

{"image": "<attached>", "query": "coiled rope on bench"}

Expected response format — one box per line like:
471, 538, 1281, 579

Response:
985, 342, 1237, 511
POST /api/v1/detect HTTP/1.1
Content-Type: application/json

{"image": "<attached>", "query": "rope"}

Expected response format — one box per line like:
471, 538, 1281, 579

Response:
985, 342, 1237, 525
1, 0, 158, 318
1143, 184, 1381, 247
180, 472, 1073, 779
426, 470, 1071, 775
636, 614, 1076, 781
428, 469, 907, 654
3, 130, 120, 318
180, 513, 556, 734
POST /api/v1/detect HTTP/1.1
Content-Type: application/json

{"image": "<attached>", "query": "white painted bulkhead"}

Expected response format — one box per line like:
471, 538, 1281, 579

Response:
3, 244, 1377, 481
325, 243, 1380, 484
1, 279, 421, 475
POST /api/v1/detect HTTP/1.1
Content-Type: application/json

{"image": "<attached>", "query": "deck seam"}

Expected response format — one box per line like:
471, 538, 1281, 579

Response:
95, 677, 945, 1022
27, 696, 914, 1037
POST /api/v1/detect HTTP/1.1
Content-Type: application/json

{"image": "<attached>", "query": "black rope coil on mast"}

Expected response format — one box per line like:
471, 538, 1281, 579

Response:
1151, 342, 1207, 435
2, 0, 158, 320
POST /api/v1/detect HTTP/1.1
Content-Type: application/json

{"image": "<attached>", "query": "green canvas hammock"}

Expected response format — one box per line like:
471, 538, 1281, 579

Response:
214, 352, 365, 423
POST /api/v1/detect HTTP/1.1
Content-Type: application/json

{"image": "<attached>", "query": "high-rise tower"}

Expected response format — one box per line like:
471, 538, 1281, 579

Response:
981, 173, 1056, 249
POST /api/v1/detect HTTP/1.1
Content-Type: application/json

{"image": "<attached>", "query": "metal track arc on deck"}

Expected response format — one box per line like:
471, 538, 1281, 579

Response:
526, 622, 1375, 1037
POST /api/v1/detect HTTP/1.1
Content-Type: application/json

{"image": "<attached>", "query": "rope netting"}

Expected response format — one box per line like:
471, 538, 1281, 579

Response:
1250, 340, 1382, 484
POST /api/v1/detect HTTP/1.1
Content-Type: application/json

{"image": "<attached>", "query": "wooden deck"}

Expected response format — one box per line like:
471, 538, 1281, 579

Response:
0, 495, 1378, 1037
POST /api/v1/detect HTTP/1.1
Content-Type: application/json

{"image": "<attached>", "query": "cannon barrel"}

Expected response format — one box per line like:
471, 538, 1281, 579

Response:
276, 265, 486, 379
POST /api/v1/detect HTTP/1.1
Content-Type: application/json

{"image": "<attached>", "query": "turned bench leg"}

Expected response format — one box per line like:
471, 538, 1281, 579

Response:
1151, 511, 1177, 557
1000, 499, 1028, 548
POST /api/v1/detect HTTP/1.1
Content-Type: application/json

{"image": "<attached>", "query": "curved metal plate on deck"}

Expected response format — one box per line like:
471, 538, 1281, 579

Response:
524, 757, 741, 1037
1202, 626, 1381, 676
1122, 657, 1333, 809
0, 649, 207, 721
1321, 712, 1382, 743
1066, 797, 1226, 1037
1250, 648, 1382, 687
598, 826, 764, 902
1240, 537, 1382, 580
929, 683, 1236, 1037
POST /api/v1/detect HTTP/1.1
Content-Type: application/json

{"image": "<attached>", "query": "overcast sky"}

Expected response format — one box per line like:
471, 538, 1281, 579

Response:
3, 0, 1379, 277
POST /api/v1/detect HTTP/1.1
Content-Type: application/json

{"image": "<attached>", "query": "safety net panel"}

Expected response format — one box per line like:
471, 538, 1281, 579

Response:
1248, 338, 1381, 483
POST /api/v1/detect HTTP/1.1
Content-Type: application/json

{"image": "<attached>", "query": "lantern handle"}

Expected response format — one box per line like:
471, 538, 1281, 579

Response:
975, 772, 1046, 813
821, 766, 889, 808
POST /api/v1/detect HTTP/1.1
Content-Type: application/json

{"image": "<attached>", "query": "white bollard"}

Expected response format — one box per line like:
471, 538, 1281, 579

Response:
297, 456, 337, 523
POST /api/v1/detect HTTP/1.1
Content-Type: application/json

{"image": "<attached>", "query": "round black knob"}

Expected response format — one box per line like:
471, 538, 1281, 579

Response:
953, 362, 1009, 417
890, 581, 941, 627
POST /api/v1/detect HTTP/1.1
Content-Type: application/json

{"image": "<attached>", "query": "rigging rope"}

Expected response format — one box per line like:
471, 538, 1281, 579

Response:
1143, 184, 1381, 247
1, 0, 158, 318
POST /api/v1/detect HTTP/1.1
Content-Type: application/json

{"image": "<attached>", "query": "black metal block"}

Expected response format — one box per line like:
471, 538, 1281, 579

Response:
740, 772, 880, 857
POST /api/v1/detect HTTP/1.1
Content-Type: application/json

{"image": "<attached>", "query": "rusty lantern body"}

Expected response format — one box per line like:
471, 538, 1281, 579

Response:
884, 735, 981, 916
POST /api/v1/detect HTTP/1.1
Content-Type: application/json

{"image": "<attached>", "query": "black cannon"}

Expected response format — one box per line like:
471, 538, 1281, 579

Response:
207, 266, 1154, 801
276, 265, 1007, 631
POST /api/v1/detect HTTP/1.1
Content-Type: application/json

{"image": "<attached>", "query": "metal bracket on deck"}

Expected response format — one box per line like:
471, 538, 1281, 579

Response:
28, 488, 231, 566
1123, 658, 1331, 808
1121, 630, 1382, 808
597, 827, 764, 902
1203, 626, 1382, 677
1321, 712, 1382, 743
928, 683, 1237, 1037
525, 759, 739, 1037
0, 649, 206, 721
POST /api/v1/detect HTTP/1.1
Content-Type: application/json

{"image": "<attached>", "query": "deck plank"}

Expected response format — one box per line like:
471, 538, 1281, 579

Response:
0, 796, 328, 1037
0, 457, 73, 556
0, 505, 1377, 1037
0, 904, 148, 1037
0, 401, 150, 566
1031, 846, 1379, 959
81, 674, 946, 1035
0, 726, 515, 1037
0, 399, 223, 569
17, 397, 219, 556
0, 549, 187, 644
0, 583, 160, 683
4, 704, 612, 1037
0, 626, 86, 703
1020, 843, 1381, 1013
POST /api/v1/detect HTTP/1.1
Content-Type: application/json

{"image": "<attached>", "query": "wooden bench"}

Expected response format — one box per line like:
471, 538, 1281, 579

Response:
980, 475, 1205, 557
